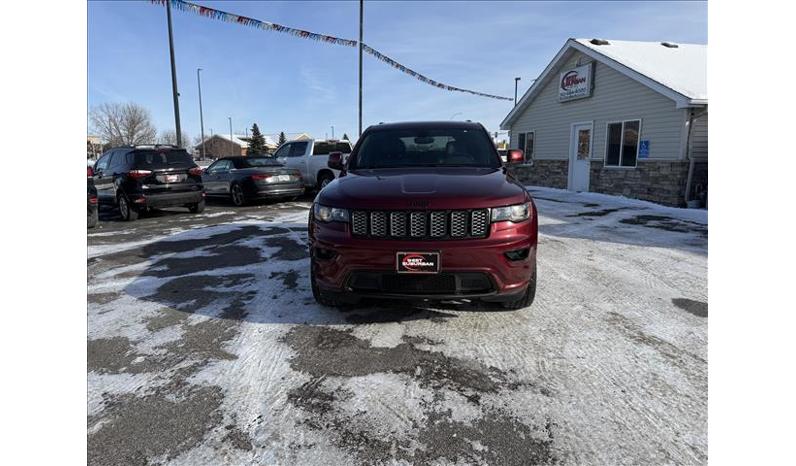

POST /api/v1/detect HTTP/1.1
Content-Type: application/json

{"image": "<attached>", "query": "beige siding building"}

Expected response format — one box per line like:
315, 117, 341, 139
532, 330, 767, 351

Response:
501, 38, 707, 207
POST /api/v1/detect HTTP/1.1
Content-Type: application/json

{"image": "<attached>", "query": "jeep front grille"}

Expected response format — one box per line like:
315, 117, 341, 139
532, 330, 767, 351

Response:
350, 209, 490, 240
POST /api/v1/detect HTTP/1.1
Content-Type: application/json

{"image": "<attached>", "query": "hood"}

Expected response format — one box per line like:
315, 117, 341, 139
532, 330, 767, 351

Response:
317, 167, 529, 210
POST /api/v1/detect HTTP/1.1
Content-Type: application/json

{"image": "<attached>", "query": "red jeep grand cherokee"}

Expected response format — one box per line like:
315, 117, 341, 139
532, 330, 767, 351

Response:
308, 121, 537, 309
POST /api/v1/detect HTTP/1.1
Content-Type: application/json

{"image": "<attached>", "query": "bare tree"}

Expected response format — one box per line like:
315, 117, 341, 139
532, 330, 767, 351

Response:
158, 129, 190, 146
89, 102, 157, 147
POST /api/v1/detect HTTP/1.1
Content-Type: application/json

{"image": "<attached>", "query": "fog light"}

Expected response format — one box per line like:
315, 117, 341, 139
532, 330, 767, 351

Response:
504, 248, 530, 261
315, 248, 337, 261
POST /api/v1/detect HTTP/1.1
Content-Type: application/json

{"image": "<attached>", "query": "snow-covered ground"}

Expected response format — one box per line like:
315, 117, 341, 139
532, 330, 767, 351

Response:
87, 188, 707, 465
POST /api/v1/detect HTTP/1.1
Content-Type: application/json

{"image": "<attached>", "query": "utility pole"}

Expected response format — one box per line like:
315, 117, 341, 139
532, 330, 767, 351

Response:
514, 77, 521, 107
228, 117, 234, 156
166, 0, 182, 147
197, 68, 205, 159
358, 0, 363, 137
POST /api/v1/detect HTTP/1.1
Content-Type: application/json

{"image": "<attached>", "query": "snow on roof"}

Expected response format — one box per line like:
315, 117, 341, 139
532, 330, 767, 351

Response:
501, 38, 707, 129
573, 38, 707, 101
206, 133, 277, 148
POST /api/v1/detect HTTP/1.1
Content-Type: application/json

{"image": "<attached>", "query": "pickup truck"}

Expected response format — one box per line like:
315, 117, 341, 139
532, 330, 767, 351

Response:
273, 139, 353, 190
308, 121, 537, 310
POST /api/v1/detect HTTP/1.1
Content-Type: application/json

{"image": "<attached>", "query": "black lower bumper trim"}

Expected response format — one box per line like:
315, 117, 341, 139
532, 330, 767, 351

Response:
346, 271, 495, 296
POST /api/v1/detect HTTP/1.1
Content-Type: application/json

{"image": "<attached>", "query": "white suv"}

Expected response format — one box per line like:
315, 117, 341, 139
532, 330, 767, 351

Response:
274, 139, 353, 189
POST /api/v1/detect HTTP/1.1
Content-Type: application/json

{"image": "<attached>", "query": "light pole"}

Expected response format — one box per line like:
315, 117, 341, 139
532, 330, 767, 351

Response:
331, 125, 335, 139
165, 0, 182, 147
358, 0, 363, 137
228, 117, 233, 156
514, 77, 521, 107
197, 68, 205, 159
450, 112, 462, 120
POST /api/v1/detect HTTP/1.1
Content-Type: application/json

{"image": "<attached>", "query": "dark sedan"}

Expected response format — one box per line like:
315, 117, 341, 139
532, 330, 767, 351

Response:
202, 156, 304, 206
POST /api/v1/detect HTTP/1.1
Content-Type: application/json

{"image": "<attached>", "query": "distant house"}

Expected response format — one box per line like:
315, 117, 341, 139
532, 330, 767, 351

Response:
87, 135, 103, 159
501, 38, 707, 207
194, 134, 277, 158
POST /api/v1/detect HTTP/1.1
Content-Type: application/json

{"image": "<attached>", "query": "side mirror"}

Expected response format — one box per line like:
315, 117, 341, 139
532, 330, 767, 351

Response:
328, 151, 344, 170
507, 149, 524, 164
87, 166, 94, 177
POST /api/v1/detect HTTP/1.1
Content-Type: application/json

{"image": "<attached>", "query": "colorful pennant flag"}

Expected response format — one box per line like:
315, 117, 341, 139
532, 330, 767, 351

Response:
150, 0, 512, 101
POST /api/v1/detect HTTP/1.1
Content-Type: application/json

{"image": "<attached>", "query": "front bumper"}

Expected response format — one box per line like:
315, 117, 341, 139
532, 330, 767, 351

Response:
310, 218, 537, 300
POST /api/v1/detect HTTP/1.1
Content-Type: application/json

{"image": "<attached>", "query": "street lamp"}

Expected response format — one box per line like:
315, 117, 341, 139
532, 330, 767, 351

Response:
450, 112, 462, 120
331, 125, 335, 139
514, 77, 521, 106
197, 68, 205, 160
228, 117, 233, 156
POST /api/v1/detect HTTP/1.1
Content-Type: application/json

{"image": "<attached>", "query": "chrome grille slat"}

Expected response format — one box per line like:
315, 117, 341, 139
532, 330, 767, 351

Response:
450, 211, 467, 237
430, 211, 447, 237
370, 211, 387, 236
470, 209, 489, 237
410, 212, 426, 237
390, 211, 407, 237
352, 211, 368, 236
350, 209, 489, 239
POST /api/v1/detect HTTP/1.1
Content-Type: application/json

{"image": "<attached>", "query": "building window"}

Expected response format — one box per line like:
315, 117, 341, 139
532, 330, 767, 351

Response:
605, 120, 640, 167
516, 131, 535, 162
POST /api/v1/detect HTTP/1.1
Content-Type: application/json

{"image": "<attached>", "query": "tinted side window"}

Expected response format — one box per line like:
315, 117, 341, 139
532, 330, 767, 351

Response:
273, 144, 290, 158
313, 142, 331, 156
289, 142, 309, 157
109, 150, 129, 171
95, 152, 111, 171
334, 142, 352, 153
209, 160, 231, 172
132, 149, 194, 168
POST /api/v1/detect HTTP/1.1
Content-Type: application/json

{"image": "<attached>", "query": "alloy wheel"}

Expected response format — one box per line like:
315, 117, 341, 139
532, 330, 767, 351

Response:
232, 185, 244, 206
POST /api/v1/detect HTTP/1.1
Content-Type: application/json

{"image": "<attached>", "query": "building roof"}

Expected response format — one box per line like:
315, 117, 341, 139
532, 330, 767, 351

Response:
574, 39, 707, 101
197, 133, 277, 149
501, 38, 707, 129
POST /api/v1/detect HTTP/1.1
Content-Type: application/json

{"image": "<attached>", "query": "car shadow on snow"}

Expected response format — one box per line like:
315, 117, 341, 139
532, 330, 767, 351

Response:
119, 222, 514, 327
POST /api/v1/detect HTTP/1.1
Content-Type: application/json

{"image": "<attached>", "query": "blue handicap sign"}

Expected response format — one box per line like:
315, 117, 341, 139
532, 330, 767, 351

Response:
639, 140, 650, 159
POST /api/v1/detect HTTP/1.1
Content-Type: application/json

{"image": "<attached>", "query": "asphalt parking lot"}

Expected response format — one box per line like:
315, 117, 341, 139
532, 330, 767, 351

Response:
87, 188, 707, 465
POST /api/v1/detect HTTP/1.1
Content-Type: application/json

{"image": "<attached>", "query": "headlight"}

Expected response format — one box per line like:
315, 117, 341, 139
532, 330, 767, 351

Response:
491, 202, 531, 223
314, 203, 349, 222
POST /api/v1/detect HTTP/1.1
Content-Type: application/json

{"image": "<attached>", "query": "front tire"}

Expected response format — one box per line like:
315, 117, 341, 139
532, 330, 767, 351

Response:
88, 208, 98, 229
501, 269, 537, 310
311, 255, 346, 308
317, 173, 334, 191
189, 199, 205, 213
118, 194, 139, 221
230, 184, 246, 206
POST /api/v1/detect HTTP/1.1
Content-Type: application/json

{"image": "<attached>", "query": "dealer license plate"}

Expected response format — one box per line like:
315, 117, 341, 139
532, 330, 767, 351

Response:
396, 252, 440, 274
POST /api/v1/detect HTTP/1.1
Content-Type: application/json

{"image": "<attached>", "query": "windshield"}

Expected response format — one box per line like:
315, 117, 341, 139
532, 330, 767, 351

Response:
349, 128, 500, 169
240, 157, 282, 168
133, 149, 194, 169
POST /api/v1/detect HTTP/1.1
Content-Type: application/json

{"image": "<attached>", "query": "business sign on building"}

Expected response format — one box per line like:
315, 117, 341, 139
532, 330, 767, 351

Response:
559, 63, 593, 102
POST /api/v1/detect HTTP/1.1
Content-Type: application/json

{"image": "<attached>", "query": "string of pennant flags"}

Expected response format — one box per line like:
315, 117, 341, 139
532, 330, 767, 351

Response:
151, 0, 513, 101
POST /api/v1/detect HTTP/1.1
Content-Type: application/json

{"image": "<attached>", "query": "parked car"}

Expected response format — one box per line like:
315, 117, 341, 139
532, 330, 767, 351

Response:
202, 156, 304, 206
92, 145, 205, 221
273, 139, 353, 190
87, 166, 98, 228
308, 121, 537, 309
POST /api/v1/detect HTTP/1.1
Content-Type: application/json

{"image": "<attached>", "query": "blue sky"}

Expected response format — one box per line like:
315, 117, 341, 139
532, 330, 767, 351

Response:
88, 0, 707, 142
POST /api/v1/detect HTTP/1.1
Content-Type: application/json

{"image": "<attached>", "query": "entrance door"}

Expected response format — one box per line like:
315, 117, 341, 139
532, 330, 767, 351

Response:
568, 122, 592, 192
